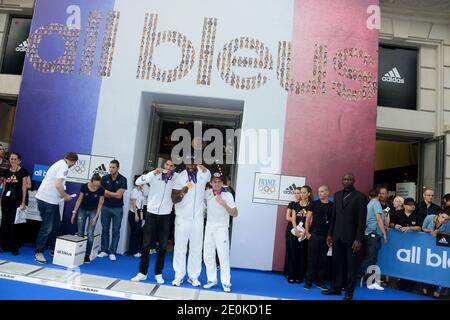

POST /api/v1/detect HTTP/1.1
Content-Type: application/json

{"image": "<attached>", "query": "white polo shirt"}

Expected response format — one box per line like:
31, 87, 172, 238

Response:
35, 159, 69, 205
173, 168, 211, 220
205, 189, 236, 228
135, 171, 178, 215
130, 187, 145, 213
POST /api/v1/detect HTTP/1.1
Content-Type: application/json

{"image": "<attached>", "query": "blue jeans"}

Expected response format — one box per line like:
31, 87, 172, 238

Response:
100, 206, 123, 255
77, 208, 97, 257
358, 233, 381, 278
35, 199, 60, 253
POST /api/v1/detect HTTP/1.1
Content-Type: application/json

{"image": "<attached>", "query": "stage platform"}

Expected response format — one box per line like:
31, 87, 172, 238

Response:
0, 245, 431, 300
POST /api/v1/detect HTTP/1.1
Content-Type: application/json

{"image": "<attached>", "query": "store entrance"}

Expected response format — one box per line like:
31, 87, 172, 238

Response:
374, 139, 419, 198
374, 135, 445, 201
145, 103, 242, 188
0, 98, 17, 149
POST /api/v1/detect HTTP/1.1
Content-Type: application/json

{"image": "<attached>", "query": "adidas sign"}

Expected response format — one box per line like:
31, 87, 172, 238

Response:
381, 67, 404, 84
438, 237, 448, 245
15, 40, 28, 52
283, 183, 297, 195
93, 163, 108, 176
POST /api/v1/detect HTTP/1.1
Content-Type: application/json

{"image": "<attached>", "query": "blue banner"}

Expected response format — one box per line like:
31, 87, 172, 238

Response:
32, 164, 49, 182
378, 229, 450, 287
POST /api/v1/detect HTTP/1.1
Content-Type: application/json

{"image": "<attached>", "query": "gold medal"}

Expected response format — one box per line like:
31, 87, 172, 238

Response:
186, 181, 193, 189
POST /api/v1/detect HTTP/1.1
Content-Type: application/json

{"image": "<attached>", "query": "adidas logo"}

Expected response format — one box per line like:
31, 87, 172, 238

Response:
15, 40, 28, 52
93, 164, 108, 176
438, 237, 448, 245
283, 183, 297, 195
381, 67, 404, 84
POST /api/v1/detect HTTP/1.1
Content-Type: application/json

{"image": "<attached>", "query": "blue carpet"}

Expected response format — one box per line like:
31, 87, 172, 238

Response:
0, 245, 431, 300
0, 278, 123, 300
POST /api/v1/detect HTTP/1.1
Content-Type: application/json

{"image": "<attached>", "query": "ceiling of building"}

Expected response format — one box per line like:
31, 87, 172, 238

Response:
381, 0, 450, 21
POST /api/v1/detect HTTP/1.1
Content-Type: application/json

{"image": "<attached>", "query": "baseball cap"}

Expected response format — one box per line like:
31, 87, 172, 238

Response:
211, 172, 226, 183
404, 198, 416, 206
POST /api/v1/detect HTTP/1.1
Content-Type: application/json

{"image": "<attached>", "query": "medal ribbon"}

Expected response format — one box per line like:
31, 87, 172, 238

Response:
187, 169, 197, 184
213, 187, 226, 196
162, 170, 174, 184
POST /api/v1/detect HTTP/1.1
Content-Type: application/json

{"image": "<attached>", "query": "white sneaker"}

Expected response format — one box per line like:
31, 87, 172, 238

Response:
172, 278, 183, 286
97, 252, 108, 258
150, 249, 157, 254
367, 282, 384, 290
222, 284, 231, 292
35, 253, 47, 264
131, 272, 147, 282
187, 278, 201, 287
133, 253, 142, 258
203, 281, 217, 289
155, 274, 164, 284
109, 254, 117, 261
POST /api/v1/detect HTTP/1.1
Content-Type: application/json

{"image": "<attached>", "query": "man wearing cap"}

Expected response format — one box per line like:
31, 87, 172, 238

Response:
389, 198, 423, 232
131, 159, 177, 284
388, 197, 422, 292
202, 173, 237, 292
171, 157, 211, 287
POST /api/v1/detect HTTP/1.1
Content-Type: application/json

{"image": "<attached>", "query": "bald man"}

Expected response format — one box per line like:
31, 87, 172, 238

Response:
322, 174, 367, 300
304, 185, 333, 291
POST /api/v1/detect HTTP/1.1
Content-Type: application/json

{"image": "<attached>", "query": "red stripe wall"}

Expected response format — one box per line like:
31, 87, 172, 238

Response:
272, 0, 379, 271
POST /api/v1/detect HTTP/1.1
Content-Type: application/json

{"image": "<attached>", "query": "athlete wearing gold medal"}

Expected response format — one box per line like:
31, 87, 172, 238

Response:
171, 155, 211, 287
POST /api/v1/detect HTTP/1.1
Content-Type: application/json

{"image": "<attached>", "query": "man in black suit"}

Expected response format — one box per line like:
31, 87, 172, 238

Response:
322, 173, 367, 300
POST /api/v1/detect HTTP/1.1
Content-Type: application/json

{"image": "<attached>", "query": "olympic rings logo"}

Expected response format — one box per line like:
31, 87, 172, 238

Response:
258, 185, 276, 194
71, 165, 86, 174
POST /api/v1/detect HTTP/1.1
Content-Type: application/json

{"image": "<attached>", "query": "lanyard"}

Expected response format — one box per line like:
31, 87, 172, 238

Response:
213, 188, 226, 196
187, 170, 197, 184
161, 171, 174, 184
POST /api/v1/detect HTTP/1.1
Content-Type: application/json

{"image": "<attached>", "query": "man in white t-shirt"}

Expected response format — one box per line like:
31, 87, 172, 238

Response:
34, 152, 78, 264
131, 159, 177, 284
202, 173, 237, 292
171, 157, 211, 287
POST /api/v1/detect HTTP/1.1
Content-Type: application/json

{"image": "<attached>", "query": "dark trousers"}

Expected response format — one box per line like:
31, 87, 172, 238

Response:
306, 234, 328, 285
35, 200, 61, 253
284, 226, 308, 281
331, 239, 358, 293
0, 198, 21, 252
358, 234, 381, 278
139, 212, 171, 276
168, 211, 175, 242
128, 211, 142, 255
143, 205, 156, 249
